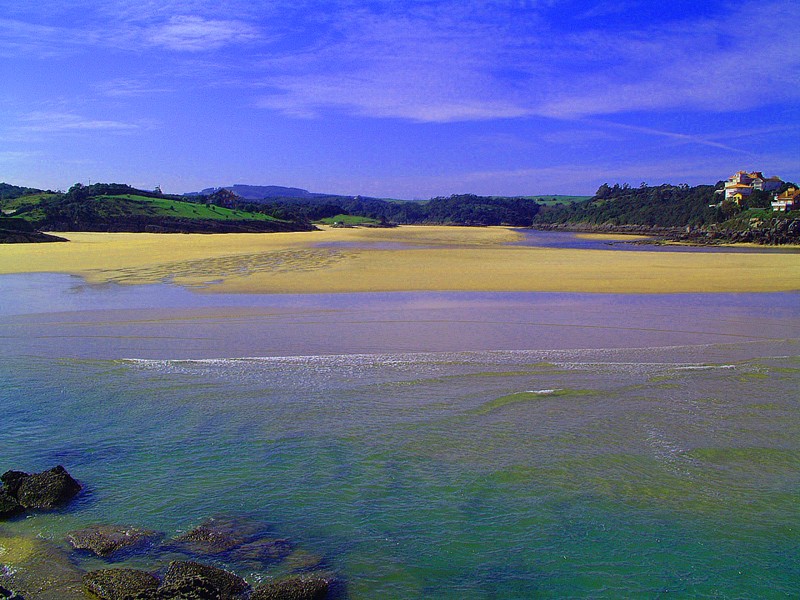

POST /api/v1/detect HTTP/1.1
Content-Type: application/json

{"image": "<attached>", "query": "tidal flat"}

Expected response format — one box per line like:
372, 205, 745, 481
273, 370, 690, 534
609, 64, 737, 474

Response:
0, 226, 798, 293
0, 229, 799, 598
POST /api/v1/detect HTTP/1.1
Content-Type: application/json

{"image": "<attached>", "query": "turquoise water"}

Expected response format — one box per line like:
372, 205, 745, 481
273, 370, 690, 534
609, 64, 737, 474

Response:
1, 275, 799, 598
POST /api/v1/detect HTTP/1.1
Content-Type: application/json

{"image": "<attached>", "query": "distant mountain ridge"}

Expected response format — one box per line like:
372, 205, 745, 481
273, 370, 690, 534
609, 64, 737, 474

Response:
187, 184, 336, 200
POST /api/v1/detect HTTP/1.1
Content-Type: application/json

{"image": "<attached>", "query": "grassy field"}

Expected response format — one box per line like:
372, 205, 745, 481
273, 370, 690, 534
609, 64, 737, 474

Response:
1, 193, 284, 224
0, 193, 57, 216
97, 195, 281, 222
315, 214, 380, 225
0, 227, 797, 295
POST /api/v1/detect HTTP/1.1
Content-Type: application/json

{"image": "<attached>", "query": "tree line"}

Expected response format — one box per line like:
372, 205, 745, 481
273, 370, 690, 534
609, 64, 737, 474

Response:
225, 194, 541, 226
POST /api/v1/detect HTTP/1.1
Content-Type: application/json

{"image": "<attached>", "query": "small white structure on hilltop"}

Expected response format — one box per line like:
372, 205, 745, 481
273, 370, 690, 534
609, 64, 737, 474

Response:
723, 171, 783, 203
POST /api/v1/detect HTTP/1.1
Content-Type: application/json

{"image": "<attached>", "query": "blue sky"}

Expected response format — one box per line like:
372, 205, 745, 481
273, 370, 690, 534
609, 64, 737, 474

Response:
1, 0, 798, 198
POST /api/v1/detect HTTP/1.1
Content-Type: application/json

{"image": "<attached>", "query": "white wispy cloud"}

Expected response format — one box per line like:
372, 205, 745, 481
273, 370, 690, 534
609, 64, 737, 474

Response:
255, 4, 541, 122
0, 18, 98, 57
0, 6, 263, 56
143, 15, 260, 52
17, 112, 141, 133
253, 0, 800, 123
538, 14, 800, 118
92, 78, 175, 98
10, 0, 797, 124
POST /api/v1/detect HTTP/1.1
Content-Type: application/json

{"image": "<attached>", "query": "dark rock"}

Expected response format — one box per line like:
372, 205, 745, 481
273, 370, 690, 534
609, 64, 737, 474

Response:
14, 466, 81, 510
250, 574, 331, 600
83, 568, 160, 600
68, 524, 160, 557
147, 575, 221, 600
0, 471, 29, 497
162, 562, 248, 600
0, 489, 23, 519
0, 584, 26, 599
230, 538, 293, 566
0, 229, 68, 244
171, 516, 261, 555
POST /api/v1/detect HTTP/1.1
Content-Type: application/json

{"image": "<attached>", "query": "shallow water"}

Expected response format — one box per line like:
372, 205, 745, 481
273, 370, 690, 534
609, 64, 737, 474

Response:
512, 229, 800, 253
1, 274, 798, 598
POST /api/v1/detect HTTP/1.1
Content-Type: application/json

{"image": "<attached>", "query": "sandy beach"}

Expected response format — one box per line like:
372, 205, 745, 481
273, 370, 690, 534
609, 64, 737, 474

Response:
1, 226, 798, 294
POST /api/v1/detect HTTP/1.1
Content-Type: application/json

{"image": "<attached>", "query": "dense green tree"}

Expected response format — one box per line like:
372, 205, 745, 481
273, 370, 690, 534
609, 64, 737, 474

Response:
535, 183, 719, 227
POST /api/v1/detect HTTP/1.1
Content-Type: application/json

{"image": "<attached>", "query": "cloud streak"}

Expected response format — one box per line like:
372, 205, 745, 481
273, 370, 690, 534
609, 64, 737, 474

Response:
17, 112, 142, 133
254, 0, 800, 124
0, 18, 99, 58
6, 1, 798, 124
144, 16, 260, 52
92, 78, 175, 98
0, 9, 262, 57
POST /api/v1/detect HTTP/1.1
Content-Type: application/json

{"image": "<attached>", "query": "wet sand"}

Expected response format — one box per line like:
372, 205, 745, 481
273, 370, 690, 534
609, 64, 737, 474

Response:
0, 227, 798, 294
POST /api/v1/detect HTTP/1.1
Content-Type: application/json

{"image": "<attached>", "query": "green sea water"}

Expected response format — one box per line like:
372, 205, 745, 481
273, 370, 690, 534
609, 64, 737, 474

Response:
0, 275, 799, 598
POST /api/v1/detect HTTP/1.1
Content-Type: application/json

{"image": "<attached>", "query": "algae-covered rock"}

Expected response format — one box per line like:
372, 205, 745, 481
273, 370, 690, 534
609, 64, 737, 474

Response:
162, 561, 248, 599
171, 516, 261, 555
230, 538, 293, 566
0, 533, 84, 599
12, 466, 81, 510
150, 574, 221, 599
250, 574, 331, 600
0, 473, 27, 499
284, 550, 324, 573
0, 492, 22, 520
83, 568, 160, 600
68, 524, 160, 558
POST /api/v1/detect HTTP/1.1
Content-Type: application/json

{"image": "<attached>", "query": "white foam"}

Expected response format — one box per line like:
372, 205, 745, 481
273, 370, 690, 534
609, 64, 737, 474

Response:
675, 364, 736, 371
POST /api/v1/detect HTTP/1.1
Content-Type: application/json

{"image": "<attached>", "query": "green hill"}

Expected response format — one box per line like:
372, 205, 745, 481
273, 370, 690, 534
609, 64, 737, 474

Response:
93, 194, 282, 222
0, 182, 49, 201
2, 183, 314, 234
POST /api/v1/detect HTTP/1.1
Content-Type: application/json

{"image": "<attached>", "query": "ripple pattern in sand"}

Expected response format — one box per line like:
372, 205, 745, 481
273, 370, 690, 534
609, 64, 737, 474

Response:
89, 248, 352, 286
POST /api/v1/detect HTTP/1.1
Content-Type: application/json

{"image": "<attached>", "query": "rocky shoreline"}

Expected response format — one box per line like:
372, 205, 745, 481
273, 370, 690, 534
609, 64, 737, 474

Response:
0, 228, 68, 244
532, 217, 800, 246
0, 467, 341, 600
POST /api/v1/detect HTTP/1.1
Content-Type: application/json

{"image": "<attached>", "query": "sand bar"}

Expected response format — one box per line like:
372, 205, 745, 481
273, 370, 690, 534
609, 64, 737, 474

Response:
0, 227, 798, 294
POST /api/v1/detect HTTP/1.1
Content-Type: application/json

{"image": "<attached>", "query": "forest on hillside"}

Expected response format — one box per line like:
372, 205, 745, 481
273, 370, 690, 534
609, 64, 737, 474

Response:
236, 194, 541, 226
533, 183, 720, 227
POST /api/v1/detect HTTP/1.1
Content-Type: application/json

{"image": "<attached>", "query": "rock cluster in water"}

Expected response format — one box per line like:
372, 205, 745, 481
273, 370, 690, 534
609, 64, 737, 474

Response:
74, 518, 336, 599
0, 467, 339, 600
67, 524, 161, 557
0, 466, 81, 519
82, 561, 332, 599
